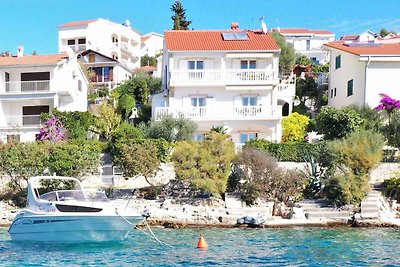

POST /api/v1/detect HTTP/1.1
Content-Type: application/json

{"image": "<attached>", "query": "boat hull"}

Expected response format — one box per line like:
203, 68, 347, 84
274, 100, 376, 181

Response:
8, 214, 143, 242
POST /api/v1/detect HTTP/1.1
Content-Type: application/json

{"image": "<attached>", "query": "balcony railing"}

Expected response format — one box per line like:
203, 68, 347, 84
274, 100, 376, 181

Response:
68, 44, 87, 52
91, 75, 113, 83
2, 115, 43, 127
277, 84, 296, 97
170, 69, 277, 85
154, 106, 282, 120
3, 81, 50, 93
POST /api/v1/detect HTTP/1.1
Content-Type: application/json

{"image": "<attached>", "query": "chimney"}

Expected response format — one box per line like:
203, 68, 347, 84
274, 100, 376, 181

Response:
17, 46, 24, 57
230, 22, 239, 30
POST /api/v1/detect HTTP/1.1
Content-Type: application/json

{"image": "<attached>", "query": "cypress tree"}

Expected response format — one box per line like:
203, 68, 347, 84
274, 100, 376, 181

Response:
171, 0, 192, 30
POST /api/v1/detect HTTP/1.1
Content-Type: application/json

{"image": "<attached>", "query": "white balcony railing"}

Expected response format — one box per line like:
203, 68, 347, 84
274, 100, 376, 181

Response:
155, 106, 282, 120
68, 44, 87, 52
277, 84, 296, 97
170, 69, 277, 85
3, 81, 50, 93
2, 115, 43, 128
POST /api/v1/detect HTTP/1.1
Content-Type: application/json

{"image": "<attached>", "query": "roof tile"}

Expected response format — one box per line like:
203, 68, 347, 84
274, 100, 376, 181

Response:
59, 19, 98, 27
277, 28, 333, 35
324, 41, 400, 56
0, 54, 69, 67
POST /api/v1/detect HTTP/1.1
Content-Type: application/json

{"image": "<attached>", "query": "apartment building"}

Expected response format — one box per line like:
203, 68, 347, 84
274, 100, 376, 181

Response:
141, 32, 164, 57
152, 25, 295, 147
0, 49, 88, 143
58, 18, 141, 71
323, 41, 400, 108
273, 28, 335, 64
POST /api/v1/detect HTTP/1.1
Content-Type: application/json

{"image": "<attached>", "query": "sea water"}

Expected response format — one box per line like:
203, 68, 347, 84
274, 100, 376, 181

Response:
1, 227, 399, 266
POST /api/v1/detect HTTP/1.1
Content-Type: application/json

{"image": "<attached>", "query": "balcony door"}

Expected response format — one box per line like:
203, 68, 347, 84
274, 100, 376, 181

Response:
188, 60, 204, 80
22, 105, 49, 126
5, 72, 10, 92
21, 72, 50, 92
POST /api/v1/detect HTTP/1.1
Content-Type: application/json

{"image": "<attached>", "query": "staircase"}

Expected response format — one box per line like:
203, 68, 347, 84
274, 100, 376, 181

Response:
299, 199, 353, 219
360, 183, 394, 220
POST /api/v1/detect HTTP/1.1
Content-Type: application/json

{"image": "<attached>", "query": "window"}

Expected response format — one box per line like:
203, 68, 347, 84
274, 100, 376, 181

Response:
191, 97, 206, 107
242, 96, 257, 106
188, 61, 204, 70
310, 57, 317, 64
67, 39, 75, 45
193, 133, 205, 142
334, 88, 337, 97
241, 60, 256, 69
78, 80, 82, 92
335, 55, 341, 69
78, 38, 86, 44
330, 89, 333, 98
240, 133, 258, 144
306, 40, 311, 51
89, 54, 96, 63
347, 79, 353, 96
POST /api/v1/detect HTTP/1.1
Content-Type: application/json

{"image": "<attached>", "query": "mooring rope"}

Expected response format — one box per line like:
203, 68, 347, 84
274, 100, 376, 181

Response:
115, 208, 173, 248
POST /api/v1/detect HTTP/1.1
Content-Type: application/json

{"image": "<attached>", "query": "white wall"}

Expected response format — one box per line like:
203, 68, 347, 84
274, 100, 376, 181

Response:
142, 34, 164, 57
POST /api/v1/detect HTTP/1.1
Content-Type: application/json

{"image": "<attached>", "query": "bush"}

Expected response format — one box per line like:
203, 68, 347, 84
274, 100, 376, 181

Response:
316, 106, 363, 140
282, 112, 310, 143
233, 147, 306, 205
245, 139, 327, 162
116, 93, 136, 120
109, 122, 145, 156
147, 115, 197, 142
172, 132, 235, 195
382, 175, 400, 202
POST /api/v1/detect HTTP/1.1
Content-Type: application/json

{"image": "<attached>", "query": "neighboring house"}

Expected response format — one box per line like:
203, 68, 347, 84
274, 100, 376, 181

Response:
323, 41, 400, 108
77, 49, 132, 90
272, 28, 335, 64
58, 18, 141, 71
0, 48, 88, 143
340, 30, 378, 43
141, 32, 164, 57
152, 25, 296, 148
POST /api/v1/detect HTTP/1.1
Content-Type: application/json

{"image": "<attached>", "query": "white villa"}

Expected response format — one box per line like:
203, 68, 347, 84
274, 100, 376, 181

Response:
0, 48, 88, 143
152, 25, 295, 147
141, 32, 164, 58
77, 49, 133, 90
273, 28, 335, 64
323, 41, 400, 108
58, 18, 141, 71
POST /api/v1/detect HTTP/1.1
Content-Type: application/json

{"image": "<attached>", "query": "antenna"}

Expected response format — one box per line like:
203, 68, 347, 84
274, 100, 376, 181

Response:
259, 16, 268, 34
125, 19, 131, 27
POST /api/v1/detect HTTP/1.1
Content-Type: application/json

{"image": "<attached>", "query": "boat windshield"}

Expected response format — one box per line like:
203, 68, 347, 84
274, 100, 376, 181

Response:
38, 190, 109, 202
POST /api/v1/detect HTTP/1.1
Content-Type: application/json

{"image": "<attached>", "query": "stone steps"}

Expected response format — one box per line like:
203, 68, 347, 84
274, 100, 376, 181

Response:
299, 199, 353, 219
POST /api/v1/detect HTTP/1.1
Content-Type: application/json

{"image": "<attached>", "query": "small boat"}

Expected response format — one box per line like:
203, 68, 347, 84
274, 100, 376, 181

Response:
8, 176, 144, 242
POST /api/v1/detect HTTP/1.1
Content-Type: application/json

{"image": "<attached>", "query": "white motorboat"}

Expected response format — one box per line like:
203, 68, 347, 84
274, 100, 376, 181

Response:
8, 176, 144, 242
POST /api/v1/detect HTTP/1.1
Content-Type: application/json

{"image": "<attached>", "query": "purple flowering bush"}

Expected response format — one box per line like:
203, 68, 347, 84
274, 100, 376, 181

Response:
376, 94, 400, 114
36, 116, 65, 142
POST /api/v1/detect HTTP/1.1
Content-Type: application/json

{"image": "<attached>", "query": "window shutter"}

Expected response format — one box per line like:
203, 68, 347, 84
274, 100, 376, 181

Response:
179, 60, 187, 70
233, 96, 242, 106
182, 96, 191, 107
232, 59, 240, 69
204, 60, 214, 69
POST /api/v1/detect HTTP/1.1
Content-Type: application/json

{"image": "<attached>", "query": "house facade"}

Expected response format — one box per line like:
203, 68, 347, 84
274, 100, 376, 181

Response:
152, 27, 295, 147
0, 50, 88, 143
323, 42, 400, 108
58, 19, 141, 71
273, 28, 335, 64
77, 49, 132, 90
141, 32, 164, 57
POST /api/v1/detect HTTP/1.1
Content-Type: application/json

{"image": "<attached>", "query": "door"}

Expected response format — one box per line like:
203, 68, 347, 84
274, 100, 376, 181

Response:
22, 105, 49, 125
21, 72, 50, 92
5, 72, 10, 92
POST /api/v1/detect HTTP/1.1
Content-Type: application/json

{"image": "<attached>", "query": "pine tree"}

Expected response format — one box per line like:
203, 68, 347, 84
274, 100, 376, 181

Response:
171, 0, 191, 30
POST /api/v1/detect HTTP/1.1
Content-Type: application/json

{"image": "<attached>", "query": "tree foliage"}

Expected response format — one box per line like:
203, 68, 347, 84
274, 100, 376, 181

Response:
116, 93, 136, 120
147, 115, 197, 142
171, 0, 192, 30
271, 31, 296, 73
282, 112, 310, 143
315, 106, 363, 140
114, 140, 161, 185
95, 102, 121, 140
172, 132, 235, 195
141, 54, 157, 67
296, 77, 318, 105
233, 147, 306, 205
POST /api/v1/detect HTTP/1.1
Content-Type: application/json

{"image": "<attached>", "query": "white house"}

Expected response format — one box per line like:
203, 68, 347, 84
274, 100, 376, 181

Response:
323, 41, 400, 108
152, 25, 296, 147
273, 28, 335, 64
58, 18, 141, 71
141, 32, 164, 57
0, 49, 88, 143
77, 49, 132, 90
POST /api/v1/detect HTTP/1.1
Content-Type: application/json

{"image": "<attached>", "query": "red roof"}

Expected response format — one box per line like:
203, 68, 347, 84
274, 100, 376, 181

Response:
340, 35, 359, 40
324, 42, 400, 56
59, 19, 98, 27
164, 30, 280, 51
277, 28, 333, 35
141, 36, 151, 42
0, 54, 69, 67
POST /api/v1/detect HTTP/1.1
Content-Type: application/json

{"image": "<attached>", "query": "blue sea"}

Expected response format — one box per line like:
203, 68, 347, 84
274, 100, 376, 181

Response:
1, 226, 399, 266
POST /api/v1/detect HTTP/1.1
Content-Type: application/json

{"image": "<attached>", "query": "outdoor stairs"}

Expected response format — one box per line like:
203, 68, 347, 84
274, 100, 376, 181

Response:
360, 183, 394, 220
299, 199, 353, 220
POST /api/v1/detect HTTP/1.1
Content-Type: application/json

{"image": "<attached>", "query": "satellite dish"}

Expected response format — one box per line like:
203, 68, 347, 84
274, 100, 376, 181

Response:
260, 16, 268, 34
125, 19, 131, 27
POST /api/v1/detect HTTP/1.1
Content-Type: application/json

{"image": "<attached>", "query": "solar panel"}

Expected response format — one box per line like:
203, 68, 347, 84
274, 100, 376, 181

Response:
344, 42, 382, 47
222, 32, 249, 41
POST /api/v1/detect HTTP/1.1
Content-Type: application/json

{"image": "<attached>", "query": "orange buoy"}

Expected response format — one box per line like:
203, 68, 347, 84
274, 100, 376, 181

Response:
197, 234, 208, 249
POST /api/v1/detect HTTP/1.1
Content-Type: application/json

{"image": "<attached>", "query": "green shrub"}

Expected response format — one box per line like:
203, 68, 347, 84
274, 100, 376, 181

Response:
382, 175, 400, 201
147, 115, 197, 142
282, 112, 310, 143
245, 139, 327, 162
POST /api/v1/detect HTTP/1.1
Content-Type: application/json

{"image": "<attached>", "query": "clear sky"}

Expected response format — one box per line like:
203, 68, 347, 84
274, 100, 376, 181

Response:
1, 0, 399, 55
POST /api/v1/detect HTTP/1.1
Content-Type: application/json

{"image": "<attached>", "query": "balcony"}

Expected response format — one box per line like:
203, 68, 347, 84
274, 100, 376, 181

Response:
91, 75, 113, 83
154, 105, 282, 121
2, 81, 50, 94
68, 44, 87, 52
1, 115, 43, 128
277, 84, 296, 98
170, 69, 278, 86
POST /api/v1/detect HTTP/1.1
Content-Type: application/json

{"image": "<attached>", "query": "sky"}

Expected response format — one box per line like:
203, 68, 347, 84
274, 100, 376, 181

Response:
1, 0, 399, 55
